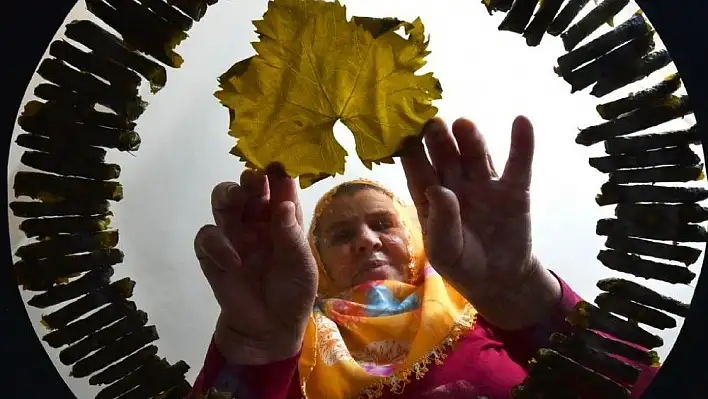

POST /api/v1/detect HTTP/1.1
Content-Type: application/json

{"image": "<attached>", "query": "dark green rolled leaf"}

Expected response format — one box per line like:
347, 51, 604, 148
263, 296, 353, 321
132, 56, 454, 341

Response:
595, 182, 708, 206
596, 217, 708, 243
608, 164, 704, 184
71, 326, 160, 378
27, 267, 114, 309
48, 40, 141, 96
549, 333, 641, 385
615, 203, 708, 224
161, 381, 193, 399
60, 311, 149, 365
592, 50, 673, 97
9, 199, 110, 218
482, 0, 514, 14
21, 151, 121, 181
597, 73, 683, 119
577, 95, 692, 146
96, 357, 165, 399
523, 0, 566, 46
605, 235, 701, 266
498, 0, 540, 34
119, 361, 190, 399
36, 58, 146, 120
167, 0, 209, 21
548, 0, 592, 36
43, 301, 142, 348
18, 103, 141, 152
138, 0, 194, 31
561, 0, 630, 51
594, 292, 677, 329
19, 215, 112, 238
589, 146, 700, 173
15, 134, 108, 164
596, 249, 696, 284
64, 20, 167, 92
15, 230, 119, 262
604, 125, 701, 155
20, 99, 136, 133
528, 348, 631, 398
88, 344, 159, 386
567, 300, 663, 349
556, 12, 650, 75
87, 0, 186, 68
597, 278, 690, 318
561, 32, 655, 93
42, 278, 136, 329
14, 171, 123, 202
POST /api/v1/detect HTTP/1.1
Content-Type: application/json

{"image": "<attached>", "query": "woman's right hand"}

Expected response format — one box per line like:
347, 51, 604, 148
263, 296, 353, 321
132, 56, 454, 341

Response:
194, 168, 318, 365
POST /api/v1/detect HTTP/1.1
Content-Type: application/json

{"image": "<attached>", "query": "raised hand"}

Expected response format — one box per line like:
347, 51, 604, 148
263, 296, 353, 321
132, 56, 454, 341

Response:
400, 116, 561, 330
194, 168, 318, 364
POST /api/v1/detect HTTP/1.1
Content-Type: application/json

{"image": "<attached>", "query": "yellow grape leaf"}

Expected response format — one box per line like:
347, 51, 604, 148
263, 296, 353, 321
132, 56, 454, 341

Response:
215, 0, 442, 188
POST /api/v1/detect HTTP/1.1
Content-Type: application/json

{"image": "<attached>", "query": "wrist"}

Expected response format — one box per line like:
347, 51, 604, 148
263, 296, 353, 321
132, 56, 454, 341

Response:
466, 257, 562, 330
213, 317, 304, 365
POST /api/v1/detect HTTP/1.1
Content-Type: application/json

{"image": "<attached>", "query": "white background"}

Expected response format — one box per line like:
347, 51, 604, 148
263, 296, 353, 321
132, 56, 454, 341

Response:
6, 1, 702, 398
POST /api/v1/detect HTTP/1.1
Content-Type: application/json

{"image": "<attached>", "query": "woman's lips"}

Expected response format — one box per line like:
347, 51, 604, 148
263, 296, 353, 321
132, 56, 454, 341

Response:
355, 258, 392, 281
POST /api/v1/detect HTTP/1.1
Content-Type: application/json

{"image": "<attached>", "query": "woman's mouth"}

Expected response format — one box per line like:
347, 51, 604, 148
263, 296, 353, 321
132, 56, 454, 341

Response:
354, 258, 393, 282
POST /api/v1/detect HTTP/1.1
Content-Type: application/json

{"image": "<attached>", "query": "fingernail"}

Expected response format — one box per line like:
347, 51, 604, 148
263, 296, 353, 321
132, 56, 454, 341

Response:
266, 162, 288, 178
395, 135, 423, 157
423, 117, 445, 136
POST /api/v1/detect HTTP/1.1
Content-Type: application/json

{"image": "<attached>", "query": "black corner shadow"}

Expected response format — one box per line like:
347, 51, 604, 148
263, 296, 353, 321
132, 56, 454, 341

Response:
2, 0, 707, 398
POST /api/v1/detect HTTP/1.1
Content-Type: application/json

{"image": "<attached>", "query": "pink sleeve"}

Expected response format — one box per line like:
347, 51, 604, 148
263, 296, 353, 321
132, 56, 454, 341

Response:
190, 337, 302, 399
488, 271, 659, 398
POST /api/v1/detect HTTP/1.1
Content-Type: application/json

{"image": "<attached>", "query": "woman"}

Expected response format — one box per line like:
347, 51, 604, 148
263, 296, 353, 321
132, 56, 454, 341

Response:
191, 117, 659, 399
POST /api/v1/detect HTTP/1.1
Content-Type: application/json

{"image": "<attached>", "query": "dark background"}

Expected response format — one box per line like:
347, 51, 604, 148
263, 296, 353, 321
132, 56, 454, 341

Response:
2, 0, 707, 397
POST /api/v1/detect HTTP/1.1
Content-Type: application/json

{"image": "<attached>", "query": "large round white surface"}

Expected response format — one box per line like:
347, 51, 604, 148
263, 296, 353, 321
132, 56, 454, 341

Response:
6, 1, 700, 397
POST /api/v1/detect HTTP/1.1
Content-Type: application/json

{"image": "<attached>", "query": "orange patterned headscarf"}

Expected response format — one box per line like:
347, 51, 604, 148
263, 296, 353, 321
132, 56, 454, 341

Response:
298, 180, 477, 399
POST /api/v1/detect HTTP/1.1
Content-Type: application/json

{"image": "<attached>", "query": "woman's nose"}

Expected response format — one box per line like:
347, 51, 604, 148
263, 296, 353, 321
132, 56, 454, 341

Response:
355, 227, 382, 253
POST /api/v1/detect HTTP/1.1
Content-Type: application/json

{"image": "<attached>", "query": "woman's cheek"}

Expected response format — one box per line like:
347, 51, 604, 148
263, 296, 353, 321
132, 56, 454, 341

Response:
333, 247, 357, 283
382, 233, 410, 265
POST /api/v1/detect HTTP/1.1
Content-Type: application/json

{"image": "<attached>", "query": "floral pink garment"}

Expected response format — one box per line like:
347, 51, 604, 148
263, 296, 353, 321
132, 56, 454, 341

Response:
191, 274, 659, 399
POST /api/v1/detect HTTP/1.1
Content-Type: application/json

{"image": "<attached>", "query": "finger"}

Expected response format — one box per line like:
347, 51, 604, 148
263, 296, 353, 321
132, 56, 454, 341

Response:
269, 201, 309, 263
266, 163, 304, 226
423, 118, 463, 190
195, 225, 248, 307
195, 224, 242, 274
501, 116, 535, 188
451, 118, 493, 181
400, 138, 438, 220
211, 182, 246, 229
424, 186, 463, 268
240, 168, 269, 200
487, 154, 499, 178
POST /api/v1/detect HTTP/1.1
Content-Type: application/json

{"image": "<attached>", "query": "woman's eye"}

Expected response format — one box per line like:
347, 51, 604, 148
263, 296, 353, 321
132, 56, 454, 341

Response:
372, 219, 393, 231
330, 229, 354, 243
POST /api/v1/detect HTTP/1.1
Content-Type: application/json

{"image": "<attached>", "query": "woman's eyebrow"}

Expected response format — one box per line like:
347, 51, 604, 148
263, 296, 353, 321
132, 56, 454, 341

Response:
368, 210, 397, 219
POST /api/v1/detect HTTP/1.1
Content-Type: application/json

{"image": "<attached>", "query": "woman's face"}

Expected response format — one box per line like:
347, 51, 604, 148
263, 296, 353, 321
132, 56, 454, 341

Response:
316, 188, 411, 293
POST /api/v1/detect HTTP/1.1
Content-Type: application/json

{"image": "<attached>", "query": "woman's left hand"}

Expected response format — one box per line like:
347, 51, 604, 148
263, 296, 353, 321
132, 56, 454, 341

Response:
400, 116, 561, 330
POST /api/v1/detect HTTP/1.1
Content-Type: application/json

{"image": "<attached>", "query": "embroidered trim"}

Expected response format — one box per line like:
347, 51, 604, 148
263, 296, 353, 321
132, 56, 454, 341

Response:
353, 304, 478, 399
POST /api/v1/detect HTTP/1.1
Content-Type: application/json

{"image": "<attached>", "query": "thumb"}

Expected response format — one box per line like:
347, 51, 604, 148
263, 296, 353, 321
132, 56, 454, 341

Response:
424, 186, 463, 267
